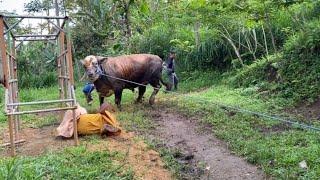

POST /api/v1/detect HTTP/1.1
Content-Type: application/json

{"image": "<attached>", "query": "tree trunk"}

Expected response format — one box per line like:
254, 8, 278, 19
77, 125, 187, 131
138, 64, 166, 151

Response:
261, 24, 269, 58
122, 0, 132, 39
220, 25, 244, 66
263, 3, 276, 53
194, 21, 200, 48
221, 32, 244, 66
55, 0, 60, 27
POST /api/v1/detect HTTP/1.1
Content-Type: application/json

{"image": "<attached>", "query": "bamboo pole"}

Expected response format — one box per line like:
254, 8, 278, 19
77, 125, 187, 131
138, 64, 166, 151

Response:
57, 33, 65, 99
12, 39, 20, 132
4, 18, 24, 35
4, 89, 8, 113
57, 50, 68, 59
7, 99, 74, 106
14, 34, 57, 38
66, 18, 74, 105
71, 86, 78, 145
15, 38, 56, 42
7, 106, 76, 116
1, 17, 15, 156
1, 139, 25, 147
59, 32, 67, 99
2, 15, 66, 19
66, 19, 74, 86
10, 39, 20, 139
58, 32, 65, 121
0, 16, 9, 88
8, 115, 15, 156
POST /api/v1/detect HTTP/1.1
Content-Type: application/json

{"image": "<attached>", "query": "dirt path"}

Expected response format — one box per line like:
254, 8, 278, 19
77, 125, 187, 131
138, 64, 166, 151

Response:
0, 126, 172, 180
148, 107, 265, 180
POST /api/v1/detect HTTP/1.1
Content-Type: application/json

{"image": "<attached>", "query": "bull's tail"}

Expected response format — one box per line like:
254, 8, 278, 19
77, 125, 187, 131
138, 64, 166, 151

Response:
160, 77, 171, 90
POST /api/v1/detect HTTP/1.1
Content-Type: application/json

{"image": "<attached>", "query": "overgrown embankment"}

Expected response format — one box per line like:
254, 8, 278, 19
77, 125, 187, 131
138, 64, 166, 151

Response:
229, 20, 320, 105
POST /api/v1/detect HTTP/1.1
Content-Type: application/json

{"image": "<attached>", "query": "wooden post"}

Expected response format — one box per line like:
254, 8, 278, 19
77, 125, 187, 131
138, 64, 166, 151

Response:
58, 32, 65, 99
65, 18, 78, 145
71, 86, 78, 145
12, 40, 21, 133
57, 33, 64, 122
9, 37, 20, 140
8, 115, 15, 156
0, 16, 15, 156
0, 16, 9, 88
72, 108, 78, 145
66, 18, 74, 86
60, 31, 68, 99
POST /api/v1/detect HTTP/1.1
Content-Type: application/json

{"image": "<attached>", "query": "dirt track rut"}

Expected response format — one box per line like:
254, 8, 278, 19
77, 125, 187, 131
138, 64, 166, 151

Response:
148, 108, 265, 179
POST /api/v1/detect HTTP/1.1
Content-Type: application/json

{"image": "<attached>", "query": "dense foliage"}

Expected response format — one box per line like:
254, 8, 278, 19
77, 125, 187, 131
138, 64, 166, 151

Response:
1, 0, 319, 102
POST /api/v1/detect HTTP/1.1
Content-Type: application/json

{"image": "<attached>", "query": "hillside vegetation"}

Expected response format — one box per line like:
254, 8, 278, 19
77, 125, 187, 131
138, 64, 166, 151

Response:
4, 0, 318, 106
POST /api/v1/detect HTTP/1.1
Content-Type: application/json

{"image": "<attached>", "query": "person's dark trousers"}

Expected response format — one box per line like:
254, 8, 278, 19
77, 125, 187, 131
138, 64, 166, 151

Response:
83, 83, 95, 104
167, 72, 178, 91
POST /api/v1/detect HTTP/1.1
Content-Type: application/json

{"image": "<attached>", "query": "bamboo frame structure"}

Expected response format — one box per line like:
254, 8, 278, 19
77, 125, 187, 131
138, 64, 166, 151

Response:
0, 14, 78, 156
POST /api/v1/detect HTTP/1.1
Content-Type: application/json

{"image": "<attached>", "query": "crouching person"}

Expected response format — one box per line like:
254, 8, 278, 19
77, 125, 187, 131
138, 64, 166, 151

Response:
57, 102, 121, 138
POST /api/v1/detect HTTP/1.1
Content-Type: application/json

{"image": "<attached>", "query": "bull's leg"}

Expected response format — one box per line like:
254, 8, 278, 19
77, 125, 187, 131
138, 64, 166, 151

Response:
114, 88, 123, 110
149, 80, 161, 105
99, 95, 104, 106
136, 86, 146, 103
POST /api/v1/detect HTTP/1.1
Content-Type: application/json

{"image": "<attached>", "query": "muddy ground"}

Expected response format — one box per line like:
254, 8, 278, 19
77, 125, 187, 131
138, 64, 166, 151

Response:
285, 98, 320, 121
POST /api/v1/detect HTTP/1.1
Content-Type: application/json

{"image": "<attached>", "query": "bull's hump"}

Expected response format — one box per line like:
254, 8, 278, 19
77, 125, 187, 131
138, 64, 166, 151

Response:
110, 54, 160, 61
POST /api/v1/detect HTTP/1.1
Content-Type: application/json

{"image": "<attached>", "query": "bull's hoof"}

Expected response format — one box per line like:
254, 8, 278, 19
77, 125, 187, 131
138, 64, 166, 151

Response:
149, 97, 155, 105
135, 99, 143, 104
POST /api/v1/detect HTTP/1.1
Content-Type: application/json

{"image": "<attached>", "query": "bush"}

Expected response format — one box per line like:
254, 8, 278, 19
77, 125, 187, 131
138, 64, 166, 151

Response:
229, 54, 281, 88
278, 20, 320, 102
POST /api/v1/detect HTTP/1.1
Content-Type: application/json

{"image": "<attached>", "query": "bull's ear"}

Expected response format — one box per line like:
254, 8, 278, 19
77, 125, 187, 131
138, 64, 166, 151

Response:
80, 59, 85, 65
95, 56, 108, 64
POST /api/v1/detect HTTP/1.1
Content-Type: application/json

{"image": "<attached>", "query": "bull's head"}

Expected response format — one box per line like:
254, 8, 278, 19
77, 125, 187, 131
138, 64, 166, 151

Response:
81, 55, 107, 82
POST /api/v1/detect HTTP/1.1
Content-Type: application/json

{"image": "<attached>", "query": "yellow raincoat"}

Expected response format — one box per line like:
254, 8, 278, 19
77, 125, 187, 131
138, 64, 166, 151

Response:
77, 110, 121, 135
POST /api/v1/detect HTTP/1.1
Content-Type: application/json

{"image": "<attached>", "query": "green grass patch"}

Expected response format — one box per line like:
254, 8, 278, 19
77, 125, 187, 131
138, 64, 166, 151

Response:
0, 146, 133, 179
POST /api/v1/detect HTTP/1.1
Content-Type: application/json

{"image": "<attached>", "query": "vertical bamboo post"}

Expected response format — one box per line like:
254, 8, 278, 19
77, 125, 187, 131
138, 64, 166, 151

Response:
58, 33, 65, 99
71, 86, 78, 146
0, 16, 15, 156
12, 40, 20, 133
9, 36, 19, 140
57, 33, 64, 121
59, 32, 67, 99
65, 17, 78, 145
66, 18, 74, 86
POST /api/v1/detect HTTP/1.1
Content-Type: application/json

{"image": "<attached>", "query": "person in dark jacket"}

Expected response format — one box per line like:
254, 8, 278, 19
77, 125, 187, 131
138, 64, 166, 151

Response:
165, 51, 178, 91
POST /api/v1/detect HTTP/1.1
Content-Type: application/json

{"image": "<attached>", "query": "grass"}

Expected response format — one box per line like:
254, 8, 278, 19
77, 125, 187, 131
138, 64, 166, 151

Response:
0, 146, 133, 179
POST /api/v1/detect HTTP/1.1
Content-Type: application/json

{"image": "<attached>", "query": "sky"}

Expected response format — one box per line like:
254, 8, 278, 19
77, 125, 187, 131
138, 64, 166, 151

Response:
0, 0, 61, 34
0, 0, 26, 15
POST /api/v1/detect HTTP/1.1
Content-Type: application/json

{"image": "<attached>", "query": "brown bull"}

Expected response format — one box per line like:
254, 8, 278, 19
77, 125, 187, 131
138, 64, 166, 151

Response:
81, 54, 169, 109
